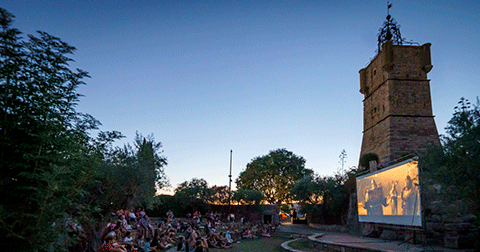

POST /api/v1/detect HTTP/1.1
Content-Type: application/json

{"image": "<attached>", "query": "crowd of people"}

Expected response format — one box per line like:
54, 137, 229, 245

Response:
97, 209, 276, 252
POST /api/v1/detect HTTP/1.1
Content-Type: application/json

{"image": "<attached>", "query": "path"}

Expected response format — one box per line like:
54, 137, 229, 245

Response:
279, 223, 471, 252
275, 222, 319, 237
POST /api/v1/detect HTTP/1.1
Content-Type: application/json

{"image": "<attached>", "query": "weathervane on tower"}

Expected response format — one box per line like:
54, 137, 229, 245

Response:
377, 1, 415, 51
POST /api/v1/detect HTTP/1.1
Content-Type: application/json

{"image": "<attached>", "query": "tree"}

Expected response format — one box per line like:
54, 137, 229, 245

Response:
420, 97, 480, 216
150, 194, 177, 217
236, 148, 313, 204
99, 132, 168, 211
210, 185, 230, 205
232, 189, 264, 205
291, 168, 356, 224
174, 178, 213, 213
0, 8, 121, 251
291, 175, 324, 206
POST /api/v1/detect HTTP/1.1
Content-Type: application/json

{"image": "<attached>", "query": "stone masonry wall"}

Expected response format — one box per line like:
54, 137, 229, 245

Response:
359, 41, 439, 168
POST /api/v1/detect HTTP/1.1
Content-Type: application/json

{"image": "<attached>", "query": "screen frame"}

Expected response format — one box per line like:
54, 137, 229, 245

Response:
356, 158, 422, 227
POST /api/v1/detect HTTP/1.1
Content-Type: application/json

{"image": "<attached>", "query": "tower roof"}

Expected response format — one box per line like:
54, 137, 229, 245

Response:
377, 3, 416, 51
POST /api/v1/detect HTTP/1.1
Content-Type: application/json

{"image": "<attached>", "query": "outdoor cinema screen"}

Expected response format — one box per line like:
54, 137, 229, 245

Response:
356, 159, 422, 226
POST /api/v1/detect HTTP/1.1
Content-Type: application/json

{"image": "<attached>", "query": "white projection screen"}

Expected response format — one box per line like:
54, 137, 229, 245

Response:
356, 159, 422, 226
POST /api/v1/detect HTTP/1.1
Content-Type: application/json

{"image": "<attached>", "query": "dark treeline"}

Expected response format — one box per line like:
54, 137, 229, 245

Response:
0, 8, 167, 252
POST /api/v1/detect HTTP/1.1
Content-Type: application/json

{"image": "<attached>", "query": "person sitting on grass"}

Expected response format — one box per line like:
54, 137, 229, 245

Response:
200, 237, 209, 251
187, 226, 198, 250
176, 236, 188, 252
261, 226, 271, 238
100, 224, 117, 244
142, 237, 151, 252
151, 233, 171, 251
136, 234, 145, 250
206, 235, 218, 249
215, 233, 230, 249
123, 231, 134, 245
193, 240, 204, 252
242, 226, 255, 239
128, 211, 136, 226
251, 224, 258, 236
119, 215, 129, 234
136, 213, 145, 237
228, 223, 241, 241
113, 224, 123, 240
225, 231, 234, 244
165, 230, 177, 245
140, 213, 151, 238
98, 235, 127, 252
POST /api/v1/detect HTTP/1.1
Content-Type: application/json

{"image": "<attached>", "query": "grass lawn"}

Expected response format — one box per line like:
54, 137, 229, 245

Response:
208, 237, 290, 252
287, 238, 317, 252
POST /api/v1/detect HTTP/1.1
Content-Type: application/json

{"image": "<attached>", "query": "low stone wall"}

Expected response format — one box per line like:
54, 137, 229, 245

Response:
280, 238, 308, 252
422, 189, 478, 249
346, 188, 478, 249
307, 233, 385, 252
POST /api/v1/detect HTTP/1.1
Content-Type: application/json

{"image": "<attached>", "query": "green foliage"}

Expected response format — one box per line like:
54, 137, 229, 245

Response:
291, 175, 322, 206
0, 8, 121, 251
235, 148, 312, 204
99, 132, 168, 212
210, 185, 231, 205
149, 194, 177, 217
174, 178, 213, 213
280, 204, 291, 213
0, 8, 170, 251
420, 97, 480, 215
291, 169, 356, 224
232, 189, 264, 205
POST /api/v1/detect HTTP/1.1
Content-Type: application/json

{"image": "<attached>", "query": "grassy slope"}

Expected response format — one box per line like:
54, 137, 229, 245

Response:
209, 237, 289, 252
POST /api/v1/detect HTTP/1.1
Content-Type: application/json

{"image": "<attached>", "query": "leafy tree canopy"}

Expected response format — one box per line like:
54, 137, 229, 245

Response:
235, 148, 313, 204
0, 8, 122, 251
290, 170, 355, 224
420, 97, 480, 215
210, 185, 231, 205
0, 8, 170, 251
174, 178, 213, 213
232, 189, 264, 205
99, 132, 168, 211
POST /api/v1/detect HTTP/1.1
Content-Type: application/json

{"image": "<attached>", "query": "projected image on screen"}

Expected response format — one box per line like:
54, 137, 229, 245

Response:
356, 160, 421, 226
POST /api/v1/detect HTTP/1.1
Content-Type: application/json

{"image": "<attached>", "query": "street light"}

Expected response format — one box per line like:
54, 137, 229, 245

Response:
228, 150, 232, 206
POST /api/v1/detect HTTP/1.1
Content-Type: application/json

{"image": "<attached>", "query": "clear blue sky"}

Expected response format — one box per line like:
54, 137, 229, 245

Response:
4, 0, 480, 193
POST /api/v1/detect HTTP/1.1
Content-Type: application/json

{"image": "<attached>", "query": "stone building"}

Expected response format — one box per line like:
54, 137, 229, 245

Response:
358, 15, 440, 169
351, 13, 478, 249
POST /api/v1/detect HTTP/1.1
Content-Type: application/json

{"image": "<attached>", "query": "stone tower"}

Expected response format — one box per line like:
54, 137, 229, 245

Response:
358, 15, 440, 169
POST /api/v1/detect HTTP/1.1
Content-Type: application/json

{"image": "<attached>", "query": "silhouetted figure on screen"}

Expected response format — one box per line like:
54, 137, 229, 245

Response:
364, 179, 387, 215
401, 175, 417, 215
389, 183, 399, 215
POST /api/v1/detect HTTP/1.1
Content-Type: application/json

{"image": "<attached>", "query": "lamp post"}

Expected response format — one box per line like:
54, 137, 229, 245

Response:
228, 150, 232, 206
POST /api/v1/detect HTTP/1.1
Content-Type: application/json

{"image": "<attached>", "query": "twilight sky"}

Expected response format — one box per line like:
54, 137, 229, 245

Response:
4, 0, 480, 193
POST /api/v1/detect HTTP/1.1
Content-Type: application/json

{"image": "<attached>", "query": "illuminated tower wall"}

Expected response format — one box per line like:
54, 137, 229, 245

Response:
359, 40, 440, 168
